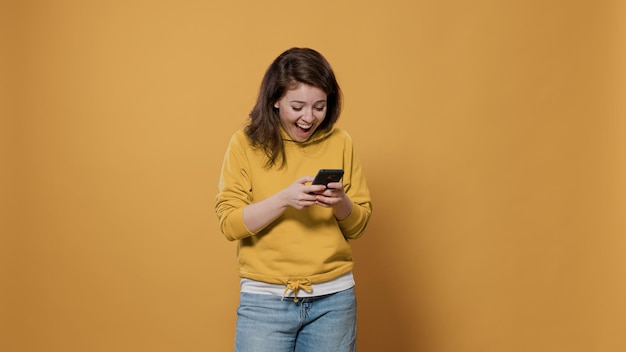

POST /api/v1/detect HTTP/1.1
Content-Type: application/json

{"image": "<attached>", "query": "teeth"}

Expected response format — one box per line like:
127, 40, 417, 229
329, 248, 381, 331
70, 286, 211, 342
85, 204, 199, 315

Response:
297, 123, 312, 130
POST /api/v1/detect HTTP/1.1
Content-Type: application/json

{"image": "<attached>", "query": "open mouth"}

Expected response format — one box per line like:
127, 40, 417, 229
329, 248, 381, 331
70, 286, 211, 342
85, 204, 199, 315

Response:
296, 122, 313, 132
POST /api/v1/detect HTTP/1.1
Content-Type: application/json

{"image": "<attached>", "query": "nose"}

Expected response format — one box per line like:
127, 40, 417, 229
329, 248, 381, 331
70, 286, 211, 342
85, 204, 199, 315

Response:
301, 108, 315, 122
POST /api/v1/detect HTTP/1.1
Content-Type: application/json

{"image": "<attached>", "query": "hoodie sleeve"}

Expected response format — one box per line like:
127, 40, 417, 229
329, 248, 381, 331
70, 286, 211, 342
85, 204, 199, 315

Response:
215, 131, 256, 241
337, 131, 373, 239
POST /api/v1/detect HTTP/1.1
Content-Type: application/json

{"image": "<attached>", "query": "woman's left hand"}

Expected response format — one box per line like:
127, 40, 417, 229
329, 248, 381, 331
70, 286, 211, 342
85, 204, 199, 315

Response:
314, 182, 353, 220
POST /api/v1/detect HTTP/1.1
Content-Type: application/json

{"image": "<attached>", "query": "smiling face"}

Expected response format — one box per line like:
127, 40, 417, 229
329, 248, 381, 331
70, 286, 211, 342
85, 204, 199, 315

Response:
274, 83, 328, 142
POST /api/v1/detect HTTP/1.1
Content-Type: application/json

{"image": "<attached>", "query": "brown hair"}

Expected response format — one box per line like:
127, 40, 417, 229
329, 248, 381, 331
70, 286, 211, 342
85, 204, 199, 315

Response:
245, 47, 342, 168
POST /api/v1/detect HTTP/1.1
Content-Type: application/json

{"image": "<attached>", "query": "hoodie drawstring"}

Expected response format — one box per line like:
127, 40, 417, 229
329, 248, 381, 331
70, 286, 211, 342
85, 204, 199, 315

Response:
282, 279, 313, 303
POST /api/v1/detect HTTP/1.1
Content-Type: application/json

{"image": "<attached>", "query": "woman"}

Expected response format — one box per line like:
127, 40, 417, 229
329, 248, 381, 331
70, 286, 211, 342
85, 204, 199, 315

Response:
215, 47, 372, 352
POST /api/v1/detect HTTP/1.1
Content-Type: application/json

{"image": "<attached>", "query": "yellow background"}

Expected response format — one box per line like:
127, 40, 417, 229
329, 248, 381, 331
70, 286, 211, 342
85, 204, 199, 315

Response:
3, 0, 625, 351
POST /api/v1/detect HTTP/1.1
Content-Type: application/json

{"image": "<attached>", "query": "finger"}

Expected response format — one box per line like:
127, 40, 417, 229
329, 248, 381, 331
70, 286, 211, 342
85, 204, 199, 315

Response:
326, 182, 343, 191
295, 200, 313, 209
315, 201, 331, 208
300, 193, 318, 203
314, 196, 331, 206
315, 195, 334, 205
296, 175, 315, 184
308, 185, 327, 194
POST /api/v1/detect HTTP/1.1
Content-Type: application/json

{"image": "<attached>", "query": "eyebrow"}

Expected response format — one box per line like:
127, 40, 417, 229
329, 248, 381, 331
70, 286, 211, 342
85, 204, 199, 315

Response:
289, 99, 327, 104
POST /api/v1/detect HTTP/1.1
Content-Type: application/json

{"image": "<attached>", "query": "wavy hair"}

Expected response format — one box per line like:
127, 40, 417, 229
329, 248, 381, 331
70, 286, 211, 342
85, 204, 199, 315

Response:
245, 47, 342, 168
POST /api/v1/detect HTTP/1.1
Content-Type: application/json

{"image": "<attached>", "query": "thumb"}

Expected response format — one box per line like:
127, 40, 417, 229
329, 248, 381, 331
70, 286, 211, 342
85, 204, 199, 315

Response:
296, 175, 315, 184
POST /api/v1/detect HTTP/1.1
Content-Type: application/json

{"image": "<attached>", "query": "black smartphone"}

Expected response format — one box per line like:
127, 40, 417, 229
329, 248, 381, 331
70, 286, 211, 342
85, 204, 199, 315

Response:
312, 169, 344, 187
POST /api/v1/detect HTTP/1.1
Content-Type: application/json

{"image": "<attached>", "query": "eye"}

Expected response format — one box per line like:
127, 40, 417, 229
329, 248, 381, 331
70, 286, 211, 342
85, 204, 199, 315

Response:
314, 106, 326, 112
291, 106, 303, 112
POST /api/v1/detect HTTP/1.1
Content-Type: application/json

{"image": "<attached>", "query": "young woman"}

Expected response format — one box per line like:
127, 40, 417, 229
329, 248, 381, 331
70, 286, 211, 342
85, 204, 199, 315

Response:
215, 47, 372, 352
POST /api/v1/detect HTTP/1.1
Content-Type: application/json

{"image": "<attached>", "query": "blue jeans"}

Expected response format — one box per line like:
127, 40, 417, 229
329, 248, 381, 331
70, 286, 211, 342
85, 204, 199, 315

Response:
235, 287, 357, 352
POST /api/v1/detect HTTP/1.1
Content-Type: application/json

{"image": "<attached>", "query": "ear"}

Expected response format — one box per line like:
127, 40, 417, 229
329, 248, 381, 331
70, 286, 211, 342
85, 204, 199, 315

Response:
273, 102, 279, 109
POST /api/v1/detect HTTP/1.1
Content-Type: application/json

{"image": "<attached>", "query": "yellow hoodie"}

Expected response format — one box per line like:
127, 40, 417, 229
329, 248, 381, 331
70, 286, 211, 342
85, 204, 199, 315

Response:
215, 126, 372, 287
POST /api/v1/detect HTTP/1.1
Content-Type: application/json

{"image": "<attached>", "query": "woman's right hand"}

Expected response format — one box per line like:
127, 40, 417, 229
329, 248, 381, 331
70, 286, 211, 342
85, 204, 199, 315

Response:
281, 176, 327, 210
243, 176, 327, 233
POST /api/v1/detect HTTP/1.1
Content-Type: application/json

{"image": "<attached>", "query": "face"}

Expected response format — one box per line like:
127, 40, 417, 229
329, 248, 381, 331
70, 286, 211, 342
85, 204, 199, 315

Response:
274, 83, 327, 142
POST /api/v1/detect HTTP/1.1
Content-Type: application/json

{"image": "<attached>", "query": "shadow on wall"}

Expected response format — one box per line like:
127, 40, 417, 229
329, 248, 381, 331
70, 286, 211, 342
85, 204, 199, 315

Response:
352, 160, 435, 352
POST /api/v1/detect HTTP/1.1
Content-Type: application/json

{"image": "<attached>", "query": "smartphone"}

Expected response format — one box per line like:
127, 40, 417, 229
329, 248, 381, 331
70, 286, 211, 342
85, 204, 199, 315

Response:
312, 169, 344, 187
